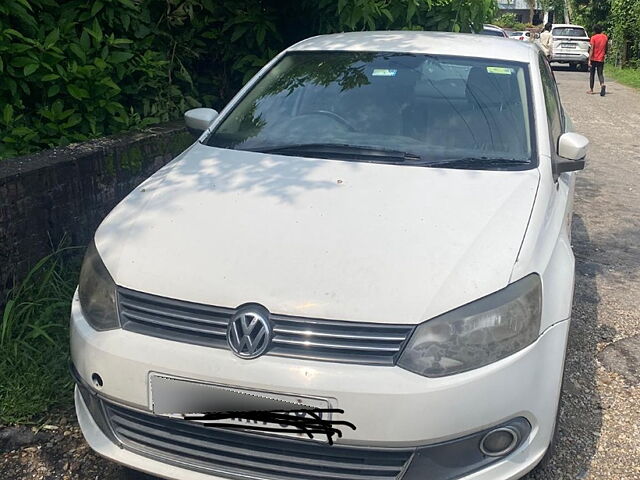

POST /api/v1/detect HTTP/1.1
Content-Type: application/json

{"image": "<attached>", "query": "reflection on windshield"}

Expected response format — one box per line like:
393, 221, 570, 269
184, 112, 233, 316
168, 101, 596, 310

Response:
206, 52, 534, 169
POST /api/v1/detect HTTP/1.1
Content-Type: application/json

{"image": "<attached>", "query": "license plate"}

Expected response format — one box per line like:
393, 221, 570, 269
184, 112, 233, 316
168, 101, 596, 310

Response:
561, 43, 577, 48
149, 374, 334, 441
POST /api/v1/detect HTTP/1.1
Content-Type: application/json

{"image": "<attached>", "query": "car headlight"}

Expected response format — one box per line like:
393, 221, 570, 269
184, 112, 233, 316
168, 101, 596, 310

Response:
78, 239, 119, 330
398, 274, 541, 377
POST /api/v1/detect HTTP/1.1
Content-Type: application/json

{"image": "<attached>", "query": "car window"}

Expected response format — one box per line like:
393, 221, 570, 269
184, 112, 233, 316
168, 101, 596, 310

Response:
538, 55, 563, 156
206, 52, 535, 169
552, 27, 587, 37
480, 29, 505, 36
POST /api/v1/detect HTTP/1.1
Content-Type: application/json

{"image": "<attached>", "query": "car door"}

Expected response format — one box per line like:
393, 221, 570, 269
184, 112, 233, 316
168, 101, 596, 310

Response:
538, 55, 576, 239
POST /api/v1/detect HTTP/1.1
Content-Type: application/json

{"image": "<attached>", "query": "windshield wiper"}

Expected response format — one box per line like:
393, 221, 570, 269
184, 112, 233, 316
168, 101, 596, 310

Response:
247, 143, 423, 162
425, 157, 531, 170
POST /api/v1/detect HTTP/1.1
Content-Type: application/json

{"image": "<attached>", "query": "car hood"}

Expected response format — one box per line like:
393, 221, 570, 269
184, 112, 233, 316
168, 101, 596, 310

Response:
96, 144, 540, 325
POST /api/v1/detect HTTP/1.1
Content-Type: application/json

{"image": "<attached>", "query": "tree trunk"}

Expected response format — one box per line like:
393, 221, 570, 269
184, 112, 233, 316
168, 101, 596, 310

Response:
530, 5, 535, 24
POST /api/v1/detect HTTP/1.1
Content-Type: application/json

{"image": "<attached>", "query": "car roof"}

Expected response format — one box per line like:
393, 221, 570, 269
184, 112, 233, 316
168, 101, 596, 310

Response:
288, 31, 534, 63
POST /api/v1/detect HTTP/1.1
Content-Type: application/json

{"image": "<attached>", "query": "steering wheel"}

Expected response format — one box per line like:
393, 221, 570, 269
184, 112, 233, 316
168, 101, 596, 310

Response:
298, 110, 356, 131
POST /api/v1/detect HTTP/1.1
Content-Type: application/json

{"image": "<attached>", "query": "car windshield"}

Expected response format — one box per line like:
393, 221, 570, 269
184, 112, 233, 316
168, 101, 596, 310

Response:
205, 52, 534, 169
552, 27, 587, 37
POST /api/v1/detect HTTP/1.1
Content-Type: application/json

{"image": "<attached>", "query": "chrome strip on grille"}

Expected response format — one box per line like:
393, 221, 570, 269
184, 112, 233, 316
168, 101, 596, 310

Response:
117, 287, 413, 365
104, 401, 413, 480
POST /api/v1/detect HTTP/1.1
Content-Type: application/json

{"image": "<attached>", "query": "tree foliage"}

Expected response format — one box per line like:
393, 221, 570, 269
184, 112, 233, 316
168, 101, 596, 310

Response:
0, 0, 496, 159
610, 0, 640, 66
565, 0, 639, 66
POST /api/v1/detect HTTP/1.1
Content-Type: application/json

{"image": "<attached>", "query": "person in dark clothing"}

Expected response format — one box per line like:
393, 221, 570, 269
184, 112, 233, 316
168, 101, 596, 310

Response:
588, 24, 608, 96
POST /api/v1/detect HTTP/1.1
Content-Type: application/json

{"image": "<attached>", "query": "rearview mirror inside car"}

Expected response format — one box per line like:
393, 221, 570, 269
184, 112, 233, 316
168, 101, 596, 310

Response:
556, 132, 588, 174
184, 108, 219, 136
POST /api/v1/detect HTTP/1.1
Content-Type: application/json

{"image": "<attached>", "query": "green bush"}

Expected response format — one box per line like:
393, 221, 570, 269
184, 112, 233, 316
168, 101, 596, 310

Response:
610, 0, 640, 65
494, 13, 518, 28
0, 0, 497, 160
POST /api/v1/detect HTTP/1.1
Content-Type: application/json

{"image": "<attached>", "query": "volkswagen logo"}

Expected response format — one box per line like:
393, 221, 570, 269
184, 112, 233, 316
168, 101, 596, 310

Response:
227, 306, 272, 359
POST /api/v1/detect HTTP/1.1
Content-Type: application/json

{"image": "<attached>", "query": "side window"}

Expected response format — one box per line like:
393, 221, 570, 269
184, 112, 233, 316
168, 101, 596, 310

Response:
539, 56, 563, 151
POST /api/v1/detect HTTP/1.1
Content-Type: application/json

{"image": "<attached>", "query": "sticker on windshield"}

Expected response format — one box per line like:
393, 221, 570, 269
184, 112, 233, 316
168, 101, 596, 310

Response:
372, 69, 397, 77
486, 66, 514, 75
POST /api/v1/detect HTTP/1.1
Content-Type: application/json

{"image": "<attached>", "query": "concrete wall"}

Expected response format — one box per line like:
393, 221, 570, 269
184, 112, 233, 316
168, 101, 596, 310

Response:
0, 123, 193, 303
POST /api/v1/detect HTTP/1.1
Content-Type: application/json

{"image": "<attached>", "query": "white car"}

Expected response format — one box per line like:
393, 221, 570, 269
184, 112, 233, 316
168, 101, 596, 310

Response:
550, 24, 591, 69
481, 24, 509, 38
510, 31, 534, 42
72, 31, 588, 480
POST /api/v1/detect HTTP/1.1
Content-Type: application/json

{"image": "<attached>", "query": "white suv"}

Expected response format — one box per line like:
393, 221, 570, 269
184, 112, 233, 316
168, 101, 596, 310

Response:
550, 24, 591, 69
72, 32, 588, 480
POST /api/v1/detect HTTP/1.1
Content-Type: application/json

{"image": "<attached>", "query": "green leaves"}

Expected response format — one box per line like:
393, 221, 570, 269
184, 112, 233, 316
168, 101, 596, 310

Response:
47, 84, 60, 97
43, 28, 60, 49
407, 0, 417, 23
3, 105, 13, 125
23, 63, 38, 76
69, 43, 87, 63
108, 51, 134, 64
91, 1, 104, 17
84, 19, 104, 44
66, 84, 89, 100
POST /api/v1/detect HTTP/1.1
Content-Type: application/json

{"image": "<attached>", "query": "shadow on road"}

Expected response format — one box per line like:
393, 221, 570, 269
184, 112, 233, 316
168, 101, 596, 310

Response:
526, 214, 611, 479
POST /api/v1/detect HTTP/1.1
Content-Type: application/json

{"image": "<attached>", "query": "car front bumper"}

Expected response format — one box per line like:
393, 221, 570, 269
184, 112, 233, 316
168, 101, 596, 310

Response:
71, 292, 570, 480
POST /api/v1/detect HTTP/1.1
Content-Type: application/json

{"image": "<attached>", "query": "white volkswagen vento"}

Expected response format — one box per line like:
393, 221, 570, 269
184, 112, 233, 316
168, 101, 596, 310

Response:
71, 32, 588, 480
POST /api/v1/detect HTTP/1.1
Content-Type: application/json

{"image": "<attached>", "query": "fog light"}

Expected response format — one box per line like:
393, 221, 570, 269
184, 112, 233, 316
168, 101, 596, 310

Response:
479, 427, 519, 457
91, 373, 103, 389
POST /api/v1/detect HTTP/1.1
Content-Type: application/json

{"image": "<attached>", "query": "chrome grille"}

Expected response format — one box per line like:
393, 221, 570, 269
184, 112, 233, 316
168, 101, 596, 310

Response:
104, 401, 413, 480
118, 287, 413, 365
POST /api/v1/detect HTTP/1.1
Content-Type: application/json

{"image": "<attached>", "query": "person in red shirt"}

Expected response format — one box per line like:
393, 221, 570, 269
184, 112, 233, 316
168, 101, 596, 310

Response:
588, 24, 609, 96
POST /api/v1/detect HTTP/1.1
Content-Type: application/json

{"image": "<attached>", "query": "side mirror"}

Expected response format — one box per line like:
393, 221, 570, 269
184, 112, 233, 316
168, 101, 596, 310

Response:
556, 132, 588, 174
184, 108, 218, 136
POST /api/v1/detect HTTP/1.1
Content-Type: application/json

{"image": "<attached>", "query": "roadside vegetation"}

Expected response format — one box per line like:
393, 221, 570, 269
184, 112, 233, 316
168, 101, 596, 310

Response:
606, 65, 640, 90
563, 0, 640, 67
492, 12, 535, 31
0, 246, 81, 424
0, 0, 496, 160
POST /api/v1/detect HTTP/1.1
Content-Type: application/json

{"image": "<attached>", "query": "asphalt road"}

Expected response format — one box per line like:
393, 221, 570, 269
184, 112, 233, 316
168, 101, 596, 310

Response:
2, 67, 639, 480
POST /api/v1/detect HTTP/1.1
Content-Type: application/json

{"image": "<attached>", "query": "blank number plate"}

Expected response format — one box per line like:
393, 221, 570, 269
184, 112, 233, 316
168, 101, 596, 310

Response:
149, 373, 333, 441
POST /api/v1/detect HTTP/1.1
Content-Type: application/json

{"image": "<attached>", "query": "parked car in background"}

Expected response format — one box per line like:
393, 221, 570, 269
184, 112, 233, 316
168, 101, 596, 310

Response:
551, 24, 591, 69
72, 31, 588, 480
481, 24, 509, 38
510, 30, 532, 41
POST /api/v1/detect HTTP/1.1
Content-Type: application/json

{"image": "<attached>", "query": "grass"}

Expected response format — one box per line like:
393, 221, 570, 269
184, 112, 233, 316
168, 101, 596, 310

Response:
0, 245, 82, 424
606, 64, 640, 90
